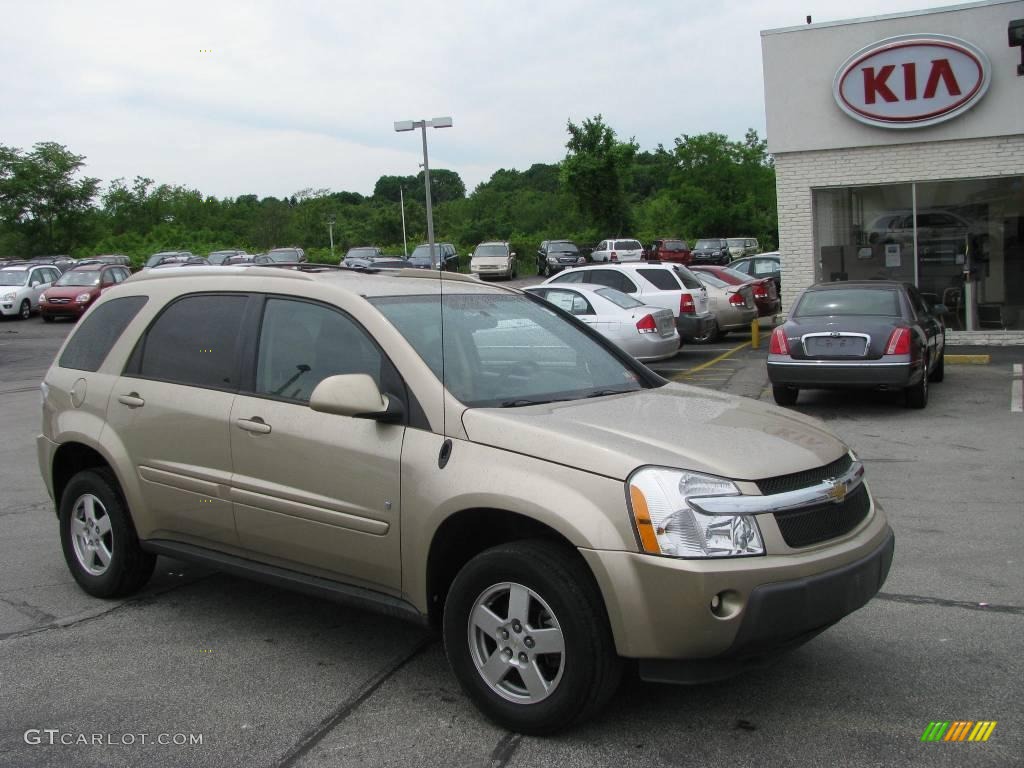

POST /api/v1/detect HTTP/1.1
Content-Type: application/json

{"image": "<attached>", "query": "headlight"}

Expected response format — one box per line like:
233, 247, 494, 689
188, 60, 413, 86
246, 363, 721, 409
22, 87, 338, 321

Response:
2, 291, 16, 301
627, 468, 764, 558
547, 256, 557, 263
39, 292, 48, 302
76, 293, 92, 303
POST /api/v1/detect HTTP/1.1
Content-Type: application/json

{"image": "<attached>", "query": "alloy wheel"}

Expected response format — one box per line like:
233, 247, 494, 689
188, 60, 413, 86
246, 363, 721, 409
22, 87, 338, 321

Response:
69, 493, 113, 576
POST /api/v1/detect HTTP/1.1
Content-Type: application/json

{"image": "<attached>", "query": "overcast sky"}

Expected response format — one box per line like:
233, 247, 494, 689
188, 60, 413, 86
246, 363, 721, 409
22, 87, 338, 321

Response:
1, 0, 947, 199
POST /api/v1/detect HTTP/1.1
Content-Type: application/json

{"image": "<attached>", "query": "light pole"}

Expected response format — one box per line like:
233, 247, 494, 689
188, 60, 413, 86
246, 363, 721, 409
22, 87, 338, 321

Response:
399, 187, 408, 258
394, 117, 452, 268
327, 214, 336, 261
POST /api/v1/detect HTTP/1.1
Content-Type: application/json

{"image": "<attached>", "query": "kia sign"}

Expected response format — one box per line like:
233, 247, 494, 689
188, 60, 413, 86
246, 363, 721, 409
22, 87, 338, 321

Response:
834, 34, 990, 129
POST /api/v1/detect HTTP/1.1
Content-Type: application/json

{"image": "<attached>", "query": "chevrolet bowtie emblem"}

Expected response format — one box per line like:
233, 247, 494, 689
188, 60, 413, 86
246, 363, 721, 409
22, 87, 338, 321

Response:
826, 480, 847, 503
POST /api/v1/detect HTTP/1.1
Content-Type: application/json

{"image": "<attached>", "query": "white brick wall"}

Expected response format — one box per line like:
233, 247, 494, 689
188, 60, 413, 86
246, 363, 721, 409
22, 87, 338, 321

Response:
773, 134, 1024, 320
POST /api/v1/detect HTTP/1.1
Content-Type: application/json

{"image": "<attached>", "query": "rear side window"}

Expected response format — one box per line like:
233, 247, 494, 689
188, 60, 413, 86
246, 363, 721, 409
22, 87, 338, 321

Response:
59, 296, 148, 372
637, 269, 681, 291
135, 294, 248, 389
671, 267, 704, 290
585, 270, 637, 293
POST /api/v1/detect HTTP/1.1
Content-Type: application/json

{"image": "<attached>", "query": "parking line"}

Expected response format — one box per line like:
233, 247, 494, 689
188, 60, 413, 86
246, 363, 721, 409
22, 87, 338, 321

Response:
1012, 364, 1022, 413
947, 354, 991, 364
670, 341, 751, 381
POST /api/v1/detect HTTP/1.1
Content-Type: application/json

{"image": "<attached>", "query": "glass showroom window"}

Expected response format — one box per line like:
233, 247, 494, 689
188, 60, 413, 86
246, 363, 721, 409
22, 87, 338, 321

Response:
813, 177, 1024, 331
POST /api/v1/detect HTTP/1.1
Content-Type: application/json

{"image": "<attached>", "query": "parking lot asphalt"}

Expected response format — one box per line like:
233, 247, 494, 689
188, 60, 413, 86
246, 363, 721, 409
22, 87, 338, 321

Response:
1, 308, 1022, 768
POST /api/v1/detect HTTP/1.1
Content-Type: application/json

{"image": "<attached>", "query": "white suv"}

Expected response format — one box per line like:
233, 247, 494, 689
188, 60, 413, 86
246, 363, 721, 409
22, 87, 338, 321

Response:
542, 262, 716, 341
590, 238, 643, 263
0, 264, 61, 319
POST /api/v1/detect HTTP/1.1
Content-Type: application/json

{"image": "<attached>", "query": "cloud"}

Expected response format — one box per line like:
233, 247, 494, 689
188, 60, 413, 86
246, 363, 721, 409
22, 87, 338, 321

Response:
0, 0, 935, 197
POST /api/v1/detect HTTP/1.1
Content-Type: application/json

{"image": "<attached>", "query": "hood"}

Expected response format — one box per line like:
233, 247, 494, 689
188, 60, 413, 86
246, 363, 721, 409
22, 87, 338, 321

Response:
45, 285, 99, 297
472, 255, 511, 266
461, 383, 846, 482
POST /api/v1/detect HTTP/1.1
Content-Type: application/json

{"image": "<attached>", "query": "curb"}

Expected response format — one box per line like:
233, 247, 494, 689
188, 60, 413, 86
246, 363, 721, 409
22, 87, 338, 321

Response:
946, 354, 990, 364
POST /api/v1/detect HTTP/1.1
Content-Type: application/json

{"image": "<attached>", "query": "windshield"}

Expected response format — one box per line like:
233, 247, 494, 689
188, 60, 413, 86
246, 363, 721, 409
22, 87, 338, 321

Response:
696, 272, 730, 288
371, 292, 647, 407
795, 289, 901, 318
410, 245, 438, 259
146, 253, 175, 267
0, 270, 29, 286
548, 242, 578, 253
694, 240, 723, 249
473, 245, 508, 258
267, 249, 300, 262
727, 239, 745, 249
208, 251, 239, 264
661, 240, 687, 251
595, 287, 643, 309
345, 248, 378, 259
56, 271, 101, 287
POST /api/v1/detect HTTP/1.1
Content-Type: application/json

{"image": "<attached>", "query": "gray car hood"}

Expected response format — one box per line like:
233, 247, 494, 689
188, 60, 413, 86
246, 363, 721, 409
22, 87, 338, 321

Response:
461, 382, 847, 482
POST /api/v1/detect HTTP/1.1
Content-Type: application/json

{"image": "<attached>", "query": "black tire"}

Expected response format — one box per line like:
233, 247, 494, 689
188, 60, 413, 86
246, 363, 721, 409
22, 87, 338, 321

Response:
19, 300, 31, 320
536, 260, 544, 276
510, 260, 518, 279
905, 362, 929, 409
693, 320, 720, 344
929, 349, 945, 383
544, 262, 553, 278
59, 468, 156, 598
42, 314, 55, 323
772, 385, 799, 406
443, 539, 622, 735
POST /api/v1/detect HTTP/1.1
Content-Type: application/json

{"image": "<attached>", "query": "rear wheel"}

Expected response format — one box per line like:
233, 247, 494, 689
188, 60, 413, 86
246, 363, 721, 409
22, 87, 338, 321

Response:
928, 349, 945, 383
905, 361, 929, 409
772, 385, 799, 406
693, 320, 720, 344
59, 469, 156, 598
443, 539, 621, 735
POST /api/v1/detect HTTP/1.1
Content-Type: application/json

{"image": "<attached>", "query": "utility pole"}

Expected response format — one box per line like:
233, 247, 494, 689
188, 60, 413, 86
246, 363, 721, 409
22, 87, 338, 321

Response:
327, 214, 336, 261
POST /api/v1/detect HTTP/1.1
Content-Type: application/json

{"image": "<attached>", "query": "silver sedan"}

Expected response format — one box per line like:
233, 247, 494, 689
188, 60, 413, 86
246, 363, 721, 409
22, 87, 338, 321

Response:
524, 284, 680, 362
691, 270, 759, 342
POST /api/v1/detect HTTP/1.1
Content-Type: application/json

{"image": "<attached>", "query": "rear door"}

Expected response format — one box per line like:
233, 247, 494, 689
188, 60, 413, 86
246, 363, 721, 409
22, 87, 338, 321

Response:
109, 293, 249, 546
228, 296, 404, 591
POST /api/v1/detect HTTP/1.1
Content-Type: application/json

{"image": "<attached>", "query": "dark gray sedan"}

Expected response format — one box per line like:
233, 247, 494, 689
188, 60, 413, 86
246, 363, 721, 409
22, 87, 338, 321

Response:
767, 281, 947, 409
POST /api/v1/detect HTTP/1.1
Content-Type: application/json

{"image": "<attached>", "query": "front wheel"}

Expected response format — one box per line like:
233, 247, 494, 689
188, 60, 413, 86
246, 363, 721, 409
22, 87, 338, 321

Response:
42, 314, 55, 323
19, 300, 31, 320
59, 469, 156, 598
443, 540, 622, 735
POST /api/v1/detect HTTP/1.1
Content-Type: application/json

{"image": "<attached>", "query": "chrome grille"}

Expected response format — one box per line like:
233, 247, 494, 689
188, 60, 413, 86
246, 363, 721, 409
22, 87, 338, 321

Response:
773, 483, 871, 548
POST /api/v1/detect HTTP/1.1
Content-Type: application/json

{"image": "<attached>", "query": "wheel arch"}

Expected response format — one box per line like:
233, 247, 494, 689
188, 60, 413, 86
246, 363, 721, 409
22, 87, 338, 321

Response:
51, 441, 122, 515
424, 508, 595, 631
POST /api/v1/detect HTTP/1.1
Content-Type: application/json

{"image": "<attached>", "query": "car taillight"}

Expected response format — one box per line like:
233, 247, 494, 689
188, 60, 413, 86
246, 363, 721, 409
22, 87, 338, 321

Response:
885, 327, 911, 355
680, 294, 695, 314
769, 327, 789, 355
610, 252, 618, 262
636, 314, 658, 334
729, 292, 746, 307
753, 283, 767, 298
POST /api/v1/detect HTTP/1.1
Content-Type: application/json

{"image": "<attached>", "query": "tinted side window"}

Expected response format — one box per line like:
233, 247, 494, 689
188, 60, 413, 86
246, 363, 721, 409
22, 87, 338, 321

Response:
550, 270, 585, 284
638, 268, 682, 291
732, 260, 751, 274
59, 296, 148, 372
137, 294, 247, 389
255, 298, 382, 403
585, 270, 636, 293
670, 267, 704, 290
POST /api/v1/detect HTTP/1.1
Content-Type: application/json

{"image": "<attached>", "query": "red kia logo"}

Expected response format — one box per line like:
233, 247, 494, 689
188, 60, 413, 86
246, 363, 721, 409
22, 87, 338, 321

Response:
833, 34, 990, 128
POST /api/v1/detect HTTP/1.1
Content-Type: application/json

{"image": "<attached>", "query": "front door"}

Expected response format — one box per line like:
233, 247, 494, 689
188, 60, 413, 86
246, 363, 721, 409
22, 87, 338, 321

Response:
228, 296, 405, 592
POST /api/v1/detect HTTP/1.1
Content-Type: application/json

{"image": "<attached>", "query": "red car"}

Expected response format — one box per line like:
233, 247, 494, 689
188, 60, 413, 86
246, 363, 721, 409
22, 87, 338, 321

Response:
40, 263, 132, 321
690, 264, 781, 317
647, 238, 692, 264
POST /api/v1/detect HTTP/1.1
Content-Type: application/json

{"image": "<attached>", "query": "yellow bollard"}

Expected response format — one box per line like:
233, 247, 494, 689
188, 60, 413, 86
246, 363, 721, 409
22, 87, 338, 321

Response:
750, 317, 760, 349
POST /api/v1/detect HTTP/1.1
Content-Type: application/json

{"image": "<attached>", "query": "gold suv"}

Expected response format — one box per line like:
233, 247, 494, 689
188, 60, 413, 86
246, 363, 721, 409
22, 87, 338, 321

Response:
37, 266, 894, 734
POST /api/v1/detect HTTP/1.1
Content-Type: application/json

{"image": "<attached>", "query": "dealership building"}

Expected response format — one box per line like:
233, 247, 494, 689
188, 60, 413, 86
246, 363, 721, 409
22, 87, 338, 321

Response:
762, 0, 1024, 342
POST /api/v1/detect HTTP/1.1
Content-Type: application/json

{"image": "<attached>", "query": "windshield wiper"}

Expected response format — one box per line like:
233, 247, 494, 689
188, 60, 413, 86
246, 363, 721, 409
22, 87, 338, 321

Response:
584, 388, 637, 398
500, 398, 568, 408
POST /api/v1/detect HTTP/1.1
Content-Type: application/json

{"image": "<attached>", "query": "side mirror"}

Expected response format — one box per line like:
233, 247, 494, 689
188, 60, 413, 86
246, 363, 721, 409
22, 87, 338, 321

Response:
930, 303, 950, 316
309, 374, 403, 422
510, 252, 517, 258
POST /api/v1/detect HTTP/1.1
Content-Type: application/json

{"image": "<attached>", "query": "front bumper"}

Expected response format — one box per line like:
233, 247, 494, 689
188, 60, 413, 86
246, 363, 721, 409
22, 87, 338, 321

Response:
676, 312, 715, 340
767, 357, 919, 389
41, 302, 88, 318
578, 497, 892, 661
1, 298, 28, 316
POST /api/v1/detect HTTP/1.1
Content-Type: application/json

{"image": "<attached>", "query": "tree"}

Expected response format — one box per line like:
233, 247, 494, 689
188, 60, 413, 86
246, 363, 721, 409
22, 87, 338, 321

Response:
0, 142, 100, 254
561, 115, 637, 235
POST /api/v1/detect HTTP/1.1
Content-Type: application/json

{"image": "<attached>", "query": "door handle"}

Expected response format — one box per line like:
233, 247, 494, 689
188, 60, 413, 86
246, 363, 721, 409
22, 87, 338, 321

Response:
117, 393, 145, 408
236, 417, 271, 434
